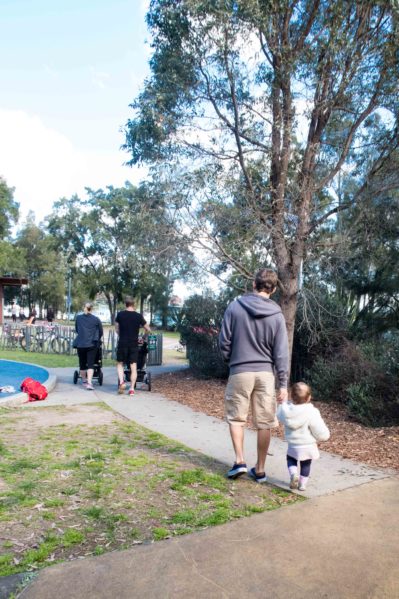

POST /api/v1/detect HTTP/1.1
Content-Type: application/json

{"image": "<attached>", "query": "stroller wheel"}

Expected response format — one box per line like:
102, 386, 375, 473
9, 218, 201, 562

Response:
147, 372, 152, 392
73, 370, 79, 385
98, 371, 103, 386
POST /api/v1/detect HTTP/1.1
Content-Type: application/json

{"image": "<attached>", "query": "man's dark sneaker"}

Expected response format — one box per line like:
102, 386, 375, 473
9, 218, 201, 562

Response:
227, 463, 247, 479
249, 467, 267, 483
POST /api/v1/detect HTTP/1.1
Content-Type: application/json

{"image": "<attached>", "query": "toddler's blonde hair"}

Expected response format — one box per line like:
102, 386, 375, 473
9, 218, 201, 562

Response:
291, 382, 312, 404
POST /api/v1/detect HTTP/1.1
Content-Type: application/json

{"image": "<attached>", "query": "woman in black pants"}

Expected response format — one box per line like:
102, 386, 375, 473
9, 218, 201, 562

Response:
74, 303, 103, 390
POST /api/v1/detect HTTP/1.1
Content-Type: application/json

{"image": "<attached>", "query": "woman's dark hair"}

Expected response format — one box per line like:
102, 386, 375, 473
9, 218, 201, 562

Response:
254, 269, 278, 293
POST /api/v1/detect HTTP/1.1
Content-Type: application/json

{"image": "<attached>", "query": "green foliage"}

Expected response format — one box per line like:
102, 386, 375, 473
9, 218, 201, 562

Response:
0, 177, 24, 278
125, 0, 399, 359
308, 339, 399, 426
346, 383, 381, 427
14, 214, 66, 313
0, 177, 19, 240
0, 350, 114, 368
315, 150, 399, 341
291, 282, 350, 381
0, 240, 25, 276
178, 294, 229, 378
47, 183, 193, 322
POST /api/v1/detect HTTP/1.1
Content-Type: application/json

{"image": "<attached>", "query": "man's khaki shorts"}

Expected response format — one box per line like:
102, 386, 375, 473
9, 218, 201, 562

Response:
225, 371, 278, 429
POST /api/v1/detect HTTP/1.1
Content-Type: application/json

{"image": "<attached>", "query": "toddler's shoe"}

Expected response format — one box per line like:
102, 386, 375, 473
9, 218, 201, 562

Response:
227, 463, 247, 479
298, 483, 307, 491
128, 389, 135, 396
118, 383, 126, 394
290, 473, 299, 489
249, 467, 267, 484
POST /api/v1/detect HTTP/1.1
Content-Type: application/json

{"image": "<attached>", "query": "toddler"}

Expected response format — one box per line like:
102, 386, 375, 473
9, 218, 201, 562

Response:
277, 382, 330, 491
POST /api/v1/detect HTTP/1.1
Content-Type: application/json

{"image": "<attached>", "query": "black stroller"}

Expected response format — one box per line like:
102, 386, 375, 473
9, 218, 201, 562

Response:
123, 336, 152, 391
73, 343, 104, 386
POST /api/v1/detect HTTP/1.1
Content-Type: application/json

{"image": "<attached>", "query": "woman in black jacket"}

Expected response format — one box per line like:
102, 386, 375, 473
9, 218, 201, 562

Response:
74, 303, 103, 390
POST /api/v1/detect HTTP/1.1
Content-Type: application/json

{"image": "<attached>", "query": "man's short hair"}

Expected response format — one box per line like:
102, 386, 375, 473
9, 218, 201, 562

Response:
85, 302, 93, 311
254, 269, 278, 293
125, 296, 135, 308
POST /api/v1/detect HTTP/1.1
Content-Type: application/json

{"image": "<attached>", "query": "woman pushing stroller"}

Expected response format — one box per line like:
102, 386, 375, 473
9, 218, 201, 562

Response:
74, 302, 103, 390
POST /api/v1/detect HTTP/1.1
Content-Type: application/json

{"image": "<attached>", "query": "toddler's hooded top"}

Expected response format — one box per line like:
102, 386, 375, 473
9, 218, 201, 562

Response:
277, 402, 330, 447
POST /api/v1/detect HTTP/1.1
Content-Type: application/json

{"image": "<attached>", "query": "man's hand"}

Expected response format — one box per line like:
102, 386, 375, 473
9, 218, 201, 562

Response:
277, 388, 288, 403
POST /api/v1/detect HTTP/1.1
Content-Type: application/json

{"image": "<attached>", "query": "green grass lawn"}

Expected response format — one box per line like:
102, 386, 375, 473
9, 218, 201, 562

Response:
155, 330, 181, 340
0, 404, 302, 577
0, 350, 114, 368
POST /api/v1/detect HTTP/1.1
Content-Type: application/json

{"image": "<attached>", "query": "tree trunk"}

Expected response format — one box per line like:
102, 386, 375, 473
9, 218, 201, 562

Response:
150, 297, 153, 325
277, 264, 300, 378
105, 292, 116, 325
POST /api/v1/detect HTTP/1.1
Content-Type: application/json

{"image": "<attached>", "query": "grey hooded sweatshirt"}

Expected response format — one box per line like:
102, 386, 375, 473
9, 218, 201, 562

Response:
219, 293, 289, 388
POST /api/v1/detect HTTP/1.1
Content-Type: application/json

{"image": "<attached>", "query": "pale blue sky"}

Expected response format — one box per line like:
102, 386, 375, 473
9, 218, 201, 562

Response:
0, 0, 150, 220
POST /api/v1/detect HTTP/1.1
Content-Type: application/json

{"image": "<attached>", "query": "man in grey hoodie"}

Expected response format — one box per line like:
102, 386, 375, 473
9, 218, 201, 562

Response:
219, 268, 289, 482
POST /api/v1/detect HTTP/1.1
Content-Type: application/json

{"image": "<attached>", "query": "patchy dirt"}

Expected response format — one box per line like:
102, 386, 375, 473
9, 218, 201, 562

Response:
0, 403, 300, 577
8, 404, 121, 429
0, 404, 123, 448
0, 478, 9, 492
153, 371, 399, 472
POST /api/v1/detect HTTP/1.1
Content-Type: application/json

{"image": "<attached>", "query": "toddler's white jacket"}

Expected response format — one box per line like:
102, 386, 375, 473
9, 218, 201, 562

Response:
277, 402, 330, 446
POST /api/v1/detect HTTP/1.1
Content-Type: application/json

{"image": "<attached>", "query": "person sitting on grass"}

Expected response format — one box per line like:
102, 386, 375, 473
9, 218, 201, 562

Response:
277, 382, 330, 491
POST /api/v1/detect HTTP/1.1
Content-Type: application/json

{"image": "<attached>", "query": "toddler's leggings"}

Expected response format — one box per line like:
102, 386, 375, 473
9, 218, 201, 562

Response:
287, 455, 312, 477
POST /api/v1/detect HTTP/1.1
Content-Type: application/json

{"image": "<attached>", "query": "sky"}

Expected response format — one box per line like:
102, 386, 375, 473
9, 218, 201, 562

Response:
0, 0, 222, 300
0, 0, 150, 223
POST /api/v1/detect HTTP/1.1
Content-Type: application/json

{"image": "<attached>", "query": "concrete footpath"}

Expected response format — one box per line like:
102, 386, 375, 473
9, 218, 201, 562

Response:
12, 367, 399, 598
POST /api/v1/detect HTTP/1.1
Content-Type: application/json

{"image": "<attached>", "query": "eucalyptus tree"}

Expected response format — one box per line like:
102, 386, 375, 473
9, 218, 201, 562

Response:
15, 214, 66, 315
322, 151, 399, 337
0, 176, 24, 275
0, 176, 19, 240
124, 0, 399, 353
48, 182, 193, 323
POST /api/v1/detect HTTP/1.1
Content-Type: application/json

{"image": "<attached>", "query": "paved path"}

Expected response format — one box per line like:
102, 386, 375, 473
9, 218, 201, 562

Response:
22, 366, 393, 499
8, 366, 399, 598
20, 477, 399, 599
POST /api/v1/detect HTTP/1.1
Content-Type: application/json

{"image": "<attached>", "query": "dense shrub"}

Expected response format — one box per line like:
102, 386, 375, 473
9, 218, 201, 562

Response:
178, 295, 229, 379
308, 339, 399, 426
291, 287, 350, 381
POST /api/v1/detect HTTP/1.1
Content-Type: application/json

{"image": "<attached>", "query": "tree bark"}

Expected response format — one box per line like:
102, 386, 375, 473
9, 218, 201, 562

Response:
105, 292, 116, 325
278, 269, 299, 363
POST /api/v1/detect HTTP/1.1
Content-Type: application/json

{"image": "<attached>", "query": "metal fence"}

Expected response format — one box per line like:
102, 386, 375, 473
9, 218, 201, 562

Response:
105, 331, 163, 366
0, 323, 74, 354
0, 323, 163, 366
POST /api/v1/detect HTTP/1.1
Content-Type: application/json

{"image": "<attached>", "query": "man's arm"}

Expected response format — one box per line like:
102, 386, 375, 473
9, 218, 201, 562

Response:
219, 305, 232, 363
143, 323, 151, 333
277, 388, 288, 403
114, 311, 120, 336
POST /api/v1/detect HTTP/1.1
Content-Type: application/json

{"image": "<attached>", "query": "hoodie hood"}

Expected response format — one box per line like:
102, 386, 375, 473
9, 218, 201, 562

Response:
237, 293, 282, 319
277, 402, 316, 430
